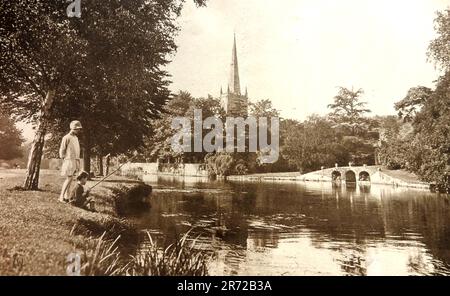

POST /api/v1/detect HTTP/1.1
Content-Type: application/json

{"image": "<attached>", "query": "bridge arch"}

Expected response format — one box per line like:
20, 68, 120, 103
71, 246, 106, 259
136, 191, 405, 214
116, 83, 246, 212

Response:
359, 171, 370, 182
332, 171, 342, 181
345, 170, 357, 183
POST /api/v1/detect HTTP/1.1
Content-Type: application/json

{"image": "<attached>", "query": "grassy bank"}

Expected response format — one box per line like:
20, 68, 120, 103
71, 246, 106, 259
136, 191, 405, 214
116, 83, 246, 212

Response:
0, 169, 142, 275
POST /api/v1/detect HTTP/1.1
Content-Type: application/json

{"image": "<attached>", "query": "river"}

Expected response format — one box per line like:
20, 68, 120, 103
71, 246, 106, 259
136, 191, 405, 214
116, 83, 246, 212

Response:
130, 175, 450, 276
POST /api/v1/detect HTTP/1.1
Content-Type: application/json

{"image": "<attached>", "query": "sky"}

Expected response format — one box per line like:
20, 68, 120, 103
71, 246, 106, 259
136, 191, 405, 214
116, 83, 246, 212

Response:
17, 0, 450, 140
166, 0, 450, 120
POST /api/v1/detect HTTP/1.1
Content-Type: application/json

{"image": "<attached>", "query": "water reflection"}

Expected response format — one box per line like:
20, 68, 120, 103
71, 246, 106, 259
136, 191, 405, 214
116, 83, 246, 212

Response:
134, 175, 450, 275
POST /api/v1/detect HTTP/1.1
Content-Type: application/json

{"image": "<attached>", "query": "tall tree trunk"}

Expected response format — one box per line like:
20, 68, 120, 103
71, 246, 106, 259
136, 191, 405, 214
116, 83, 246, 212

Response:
23, 91, 55, 190
105, 155, 110, 176
23, 131, 45, 190
97, 155, 104, 176
83, 130, 91, 177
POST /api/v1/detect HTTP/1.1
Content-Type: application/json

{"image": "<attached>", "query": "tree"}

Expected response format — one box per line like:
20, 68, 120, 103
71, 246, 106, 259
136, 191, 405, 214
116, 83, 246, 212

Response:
142, 91, 225, 163
411, 72, 450, 183
327, 87, 372, 136
394, 86, 432, 122
259, 118, 299, 173
249, 99, 280, 119
0, 0, 207, 189
428, 8, 450, 71
248, 99, 281, 172
376, 116, 411, 169
0, 1, 83, 188
327, 87, 379, 165
418, 8, 450, 187
379, 73, 450, 186
144, 91, 194, 163
0, 112, 23, 160
376, 9, 450, 187
283, 115, 349, 173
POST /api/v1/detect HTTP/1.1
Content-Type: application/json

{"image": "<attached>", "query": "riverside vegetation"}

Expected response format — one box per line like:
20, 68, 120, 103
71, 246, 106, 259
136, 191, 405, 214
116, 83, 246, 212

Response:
0, 170, 211, 275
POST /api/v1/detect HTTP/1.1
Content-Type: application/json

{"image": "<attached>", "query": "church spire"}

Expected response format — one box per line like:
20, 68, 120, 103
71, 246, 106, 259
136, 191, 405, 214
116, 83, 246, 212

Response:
229, 33, 241, 95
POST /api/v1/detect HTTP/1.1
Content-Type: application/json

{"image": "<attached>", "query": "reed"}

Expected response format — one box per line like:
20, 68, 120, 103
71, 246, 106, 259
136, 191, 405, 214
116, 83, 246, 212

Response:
80, 232, 126, 276
79, 230, 211, 276
126, 231, 210, 276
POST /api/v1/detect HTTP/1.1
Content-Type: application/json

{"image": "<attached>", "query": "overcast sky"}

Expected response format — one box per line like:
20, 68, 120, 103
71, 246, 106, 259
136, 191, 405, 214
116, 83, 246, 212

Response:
166, 0, 450, 120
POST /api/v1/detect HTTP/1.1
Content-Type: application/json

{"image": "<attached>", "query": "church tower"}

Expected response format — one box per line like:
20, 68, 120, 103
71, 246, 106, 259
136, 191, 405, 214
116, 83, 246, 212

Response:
220, 34, 248, 117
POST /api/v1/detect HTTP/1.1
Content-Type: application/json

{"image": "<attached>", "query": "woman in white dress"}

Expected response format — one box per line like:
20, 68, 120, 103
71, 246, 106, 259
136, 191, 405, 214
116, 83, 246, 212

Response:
59, 120, 82, 202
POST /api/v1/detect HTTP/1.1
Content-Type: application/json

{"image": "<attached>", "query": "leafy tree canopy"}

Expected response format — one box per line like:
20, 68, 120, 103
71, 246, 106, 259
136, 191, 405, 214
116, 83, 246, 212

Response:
249, 99, 280, 118
428, 8, 450, 71
0, 0, 207, 186
395, 86, 433, 122
282, 115, 350, 173
0, 111, 24, 160
327, 87, 372, 136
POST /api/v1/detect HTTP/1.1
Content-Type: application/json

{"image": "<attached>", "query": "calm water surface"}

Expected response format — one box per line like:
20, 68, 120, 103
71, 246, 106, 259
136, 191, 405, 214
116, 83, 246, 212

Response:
132, 175, 450, 276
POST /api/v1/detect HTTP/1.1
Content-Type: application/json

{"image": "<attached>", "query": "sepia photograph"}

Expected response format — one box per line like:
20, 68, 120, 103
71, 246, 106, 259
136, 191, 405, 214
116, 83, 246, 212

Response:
1, 0, 450, 283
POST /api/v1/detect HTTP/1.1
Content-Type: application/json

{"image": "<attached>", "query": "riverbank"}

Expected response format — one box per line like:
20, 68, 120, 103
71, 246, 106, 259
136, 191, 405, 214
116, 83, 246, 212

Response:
0, 169, 142, 275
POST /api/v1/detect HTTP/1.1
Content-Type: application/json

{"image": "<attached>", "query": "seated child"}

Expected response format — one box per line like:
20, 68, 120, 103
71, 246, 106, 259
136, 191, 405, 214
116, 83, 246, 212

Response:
69, 171, 96, 211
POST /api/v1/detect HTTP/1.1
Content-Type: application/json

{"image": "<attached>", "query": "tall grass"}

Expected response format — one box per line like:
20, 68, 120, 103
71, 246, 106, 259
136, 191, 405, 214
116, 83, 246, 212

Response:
128, 231, 210, 276
81, 233, 126, 276
79, 230, 211, 276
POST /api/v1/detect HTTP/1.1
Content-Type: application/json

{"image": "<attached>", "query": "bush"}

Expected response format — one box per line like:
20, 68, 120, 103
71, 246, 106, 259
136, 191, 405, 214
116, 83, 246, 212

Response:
205, 153, 235, 177
234, 159, 249, 175
205, 153, 251, 177
112, 184, 152, 216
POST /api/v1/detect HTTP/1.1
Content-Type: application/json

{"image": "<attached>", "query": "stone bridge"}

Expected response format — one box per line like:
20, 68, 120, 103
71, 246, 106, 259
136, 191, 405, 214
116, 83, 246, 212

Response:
229, 165, 429, 189
299, 165, 381, 183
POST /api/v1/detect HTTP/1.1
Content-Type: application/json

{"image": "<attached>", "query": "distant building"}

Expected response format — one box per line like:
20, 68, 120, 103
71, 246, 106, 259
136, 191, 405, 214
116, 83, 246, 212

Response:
220, 34, 249, 117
